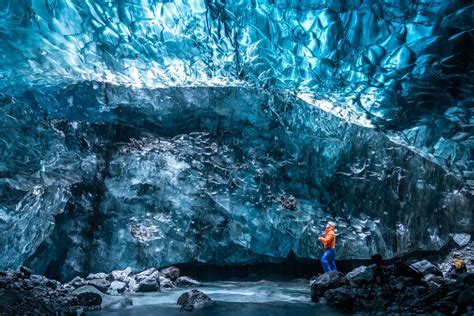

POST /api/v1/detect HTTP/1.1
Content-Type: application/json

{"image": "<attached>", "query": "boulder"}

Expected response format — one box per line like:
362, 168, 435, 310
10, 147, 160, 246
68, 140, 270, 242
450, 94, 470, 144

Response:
346, 265, 373, 285
310, 271, 347, 302
108, 281, 126, 294
77, 292, 102, 306
161, 266, 180, 281
395, 259, 423, 281
453, 233, 471, 247
159, 276, 176, 290
19, 266, 32, 279
457, 286, 474, 308
456, 273, 474, 287
87, 279, 110, 293
134, 268, 159, 283
86, 273, 108, 280
324, 287, 356, 307
108, 267, 132, 283
176, 276, 200, 287
177, 289, 211, 307
127, 278, 138, 292
68, 276, 86, 288
410, 260, 443, 277
136, 275, 160, 292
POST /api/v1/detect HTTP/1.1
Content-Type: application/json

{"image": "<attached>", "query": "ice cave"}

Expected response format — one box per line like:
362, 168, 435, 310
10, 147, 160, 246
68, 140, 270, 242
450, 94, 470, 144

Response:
0, 0, 473, 315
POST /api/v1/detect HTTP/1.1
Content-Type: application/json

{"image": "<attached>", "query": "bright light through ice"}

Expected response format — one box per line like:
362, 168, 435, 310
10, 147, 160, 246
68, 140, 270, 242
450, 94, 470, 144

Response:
297, 93, 375, 128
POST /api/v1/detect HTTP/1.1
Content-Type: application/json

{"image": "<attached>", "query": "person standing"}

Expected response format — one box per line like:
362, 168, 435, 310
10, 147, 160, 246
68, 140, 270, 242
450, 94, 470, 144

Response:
319, 222, 337, 273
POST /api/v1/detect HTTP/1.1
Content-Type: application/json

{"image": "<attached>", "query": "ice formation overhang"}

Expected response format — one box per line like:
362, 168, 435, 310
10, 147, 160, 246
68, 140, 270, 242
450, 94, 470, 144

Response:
0, 0, 473, 187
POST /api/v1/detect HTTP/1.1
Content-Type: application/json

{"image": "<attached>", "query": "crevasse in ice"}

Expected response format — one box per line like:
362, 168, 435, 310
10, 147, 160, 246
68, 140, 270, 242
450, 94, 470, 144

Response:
0, 1, 472, 280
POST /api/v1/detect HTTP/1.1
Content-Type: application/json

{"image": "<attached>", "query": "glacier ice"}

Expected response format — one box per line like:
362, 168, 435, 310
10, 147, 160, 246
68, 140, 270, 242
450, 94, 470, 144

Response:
0, 84, 471, 281
0, 0, 472, 186
0, 0, 473, 280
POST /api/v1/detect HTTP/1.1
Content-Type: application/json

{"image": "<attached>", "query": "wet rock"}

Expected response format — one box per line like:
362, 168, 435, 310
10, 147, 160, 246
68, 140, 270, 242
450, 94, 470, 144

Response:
161, 266, 180, 281
310, 271, 347, 302
346, 265, 373, 286
134, 268, 159, 282
69, 276, 87, 288
136, 275, 160, 292
159, 276, 176, 290
20, 266, 32, 278
77, 291, 102, 306
1, 288, 20, 305
177, 289, 211, 307
108, 281, 126, 294
176, 276, 200, 287
457, 287, 474, 309
324, 286, 356, 307
456, 273, 474, 286
410, 260, 443, 277
108, 267, 132, 283
127, 277, 138, 292
453, 233, 471, 247
88, 278, 110, 293
395, 259, 424, 281
86, 272, 108, 280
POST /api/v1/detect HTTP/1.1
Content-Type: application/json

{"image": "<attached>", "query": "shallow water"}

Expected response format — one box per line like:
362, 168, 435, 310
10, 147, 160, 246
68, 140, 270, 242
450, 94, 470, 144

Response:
89, 281, 349, 315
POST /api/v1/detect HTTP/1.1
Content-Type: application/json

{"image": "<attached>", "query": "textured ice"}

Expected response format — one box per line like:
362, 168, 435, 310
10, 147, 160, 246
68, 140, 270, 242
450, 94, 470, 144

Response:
0, 0, 473, 187
0, 1, 473, 280
0, 84, 471, 281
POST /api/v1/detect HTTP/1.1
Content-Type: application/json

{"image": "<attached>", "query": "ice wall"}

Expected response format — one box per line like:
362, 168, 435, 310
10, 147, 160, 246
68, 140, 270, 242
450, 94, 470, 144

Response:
0, 1, 473, 280
0, 84, 471, 281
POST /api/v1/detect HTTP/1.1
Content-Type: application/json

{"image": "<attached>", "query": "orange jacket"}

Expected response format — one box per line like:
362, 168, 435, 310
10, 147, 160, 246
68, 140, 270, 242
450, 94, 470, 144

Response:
318, 226, 336, 249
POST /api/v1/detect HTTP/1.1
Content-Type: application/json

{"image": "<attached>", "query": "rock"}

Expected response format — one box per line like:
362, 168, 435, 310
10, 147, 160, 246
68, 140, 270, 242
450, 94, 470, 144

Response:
457, 286, 474, 308
127, 278, 138, 292
176, 276, 200, 287
86, 273, 108, 280
346, 265, 373, 285
410, 260, 443, 277
108, 267, 132, 283
136, 275, 160, 292
69, 276, 86, 288
453, 233, 471, 247
324, 287, 356, 307
77, 292, 102, 306
160, 266, 180, 281
456, 273, 474, 286
19, 266, 32, 278
159, 276, 176, 290
395, 259, 423, 281
310, 271, 347, 302
134, 268, 159, 282
88, 279, 111, 293
177, 289, 211, 307
423, 274, 446, 287
1, 289, 20, 305
108, 281, 126, 294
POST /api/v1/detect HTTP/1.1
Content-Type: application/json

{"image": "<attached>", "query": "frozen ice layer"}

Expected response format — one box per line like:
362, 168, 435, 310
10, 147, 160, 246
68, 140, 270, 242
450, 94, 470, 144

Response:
0, 84, 471, 281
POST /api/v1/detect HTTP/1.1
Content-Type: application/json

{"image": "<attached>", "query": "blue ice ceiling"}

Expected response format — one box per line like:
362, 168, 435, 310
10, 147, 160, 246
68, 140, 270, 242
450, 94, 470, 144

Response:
1, 0, 473, 187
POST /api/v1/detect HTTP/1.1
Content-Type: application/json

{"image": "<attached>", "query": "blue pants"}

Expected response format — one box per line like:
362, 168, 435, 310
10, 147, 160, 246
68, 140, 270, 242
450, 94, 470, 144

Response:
321, 248, 337, 273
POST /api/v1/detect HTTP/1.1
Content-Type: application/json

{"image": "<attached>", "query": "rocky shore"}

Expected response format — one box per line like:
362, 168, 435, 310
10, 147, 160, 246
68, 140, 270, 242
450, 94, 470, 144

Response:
0, 265, 200, 315
311, 256, 474, 314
